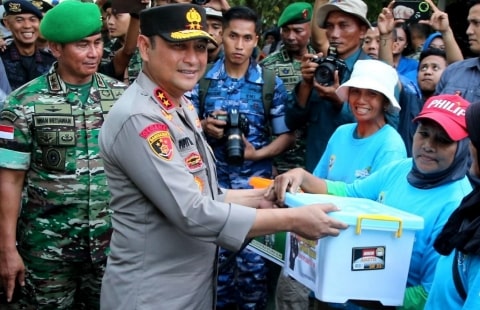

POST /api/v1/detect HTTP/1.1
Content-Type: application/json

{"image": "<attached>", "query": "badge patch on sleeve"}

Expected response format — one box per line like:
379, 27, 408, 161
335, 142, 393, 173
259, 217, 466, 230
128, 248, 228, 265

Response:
140, 123, 174, 160
185, 152, 203, 170
0, 125, 14, 140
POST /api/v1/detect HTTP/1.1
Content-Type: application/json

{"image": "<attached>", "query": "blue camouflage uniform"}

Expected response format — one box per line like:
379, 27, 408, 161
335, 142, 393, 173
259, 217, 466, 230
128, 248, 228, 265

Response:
190, 57, 291, 310
0, 42, 56, 91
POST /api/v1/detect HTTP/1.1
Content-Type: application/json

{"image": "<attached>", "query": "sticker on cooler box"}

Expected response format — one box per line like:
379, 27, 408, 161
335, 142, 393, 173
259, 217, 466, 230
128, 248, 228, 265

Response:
351, 246, 385, 271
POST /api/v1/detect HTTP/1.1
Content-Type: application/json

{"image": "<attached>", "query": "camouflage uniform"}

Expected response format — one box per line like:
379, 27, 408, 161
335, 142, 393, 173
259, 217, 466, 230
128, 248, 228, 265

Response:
126, 48, 142, 85
100, 37, 123, 69
0, 42, 56, 91
260, 45, 316, 175
0, 63, 127, 309
190, 57, 291, 310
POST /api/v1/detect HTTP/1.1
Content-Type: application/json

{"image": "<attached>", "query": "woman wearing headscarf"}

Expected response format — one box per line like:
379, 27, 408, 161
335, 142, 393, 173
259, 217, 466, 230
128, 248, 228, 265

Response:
272, 94, 473, 309
425, 102, 480, 309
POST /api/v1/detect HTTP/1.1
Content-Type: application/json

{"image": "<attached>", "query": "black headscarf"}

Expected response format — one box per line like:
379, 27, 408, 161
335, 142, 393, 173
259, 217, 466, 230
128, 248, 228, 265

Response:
434, 103, 480, 256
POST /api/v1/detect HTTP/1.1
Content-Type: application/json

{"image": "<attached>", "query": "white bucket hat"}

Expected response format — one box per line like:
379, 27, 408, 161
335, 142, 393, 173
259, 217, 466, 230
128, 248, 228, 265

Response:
316, 0, 372, 28
336, 59, 401, 112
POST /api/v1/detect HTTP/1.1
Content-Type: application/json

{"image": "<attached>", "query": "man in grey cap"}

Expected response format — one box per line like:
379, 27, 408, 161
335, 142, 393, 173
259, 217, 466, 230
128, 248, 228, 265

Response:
99, 3, 348, 310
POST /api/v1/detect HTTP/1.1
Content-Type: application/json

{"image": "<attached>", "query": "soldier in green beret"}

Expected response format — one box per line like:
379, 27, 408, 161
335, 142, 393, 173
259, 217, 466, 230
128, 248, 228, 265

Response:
260, 1, 315, 175
0, 0, 128, 308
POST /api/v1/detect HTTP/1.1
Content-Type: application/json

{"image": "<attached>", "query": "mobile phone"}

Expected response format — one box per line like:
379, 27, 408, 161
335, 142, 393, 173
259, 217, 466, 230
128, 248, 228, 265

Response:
393, 1, 432, 23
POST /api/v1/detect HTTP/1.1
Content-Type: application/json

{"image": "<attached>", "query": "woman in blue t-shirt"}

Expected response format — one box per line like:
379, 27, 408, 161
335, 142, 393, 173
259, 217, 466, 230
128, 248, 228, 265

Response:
313, 59, 407, 183
272, 94, 473, 309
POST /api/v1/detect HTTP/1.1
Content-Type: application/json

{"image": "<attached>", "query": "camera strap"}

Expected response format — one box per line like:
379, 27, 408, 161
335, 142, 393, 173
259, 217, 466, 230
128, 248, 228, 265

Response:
198, 64, 275, 137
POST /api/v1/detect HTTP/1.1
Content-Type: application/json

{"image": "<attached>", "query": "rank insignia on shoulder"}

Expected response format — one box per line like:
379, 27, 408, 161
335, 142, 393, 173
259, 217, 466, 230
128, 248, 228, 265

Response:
154, 88, 174, 111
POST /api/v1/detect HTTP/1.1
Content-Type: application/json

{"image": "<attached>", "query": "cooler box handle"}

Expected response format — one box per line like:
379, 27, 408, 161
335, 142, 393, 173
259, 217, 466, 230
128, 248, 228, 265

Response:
356, 214, 403, 238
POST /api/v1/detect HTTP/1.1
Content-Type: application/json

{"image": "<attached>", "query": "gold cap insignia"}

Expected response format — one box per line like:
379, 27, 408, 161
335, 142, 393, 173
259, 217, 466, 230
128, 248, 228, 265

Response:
185, 8, 202, 30
8, 2, 22, 13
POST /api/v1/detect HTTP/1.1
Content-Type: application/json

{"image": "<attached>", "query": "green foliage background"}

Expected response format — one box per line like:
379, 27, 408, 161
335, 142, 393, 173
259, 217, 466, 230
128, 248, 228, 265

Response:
230, 0, 388, 30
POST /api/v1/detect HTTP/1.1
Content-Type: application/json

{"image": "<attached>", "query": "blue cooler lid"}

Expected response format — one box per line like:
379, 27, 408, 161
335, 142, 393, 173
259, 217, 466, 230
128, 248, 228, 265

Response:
285, 193, 424, 235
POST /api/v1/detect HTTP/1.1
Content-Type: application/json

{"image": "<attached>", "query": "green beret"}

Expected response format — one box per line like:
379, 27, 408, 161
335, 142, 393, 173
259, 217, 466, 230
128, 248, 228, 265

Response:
278, 2, 312, 27
40, 1, 102, 43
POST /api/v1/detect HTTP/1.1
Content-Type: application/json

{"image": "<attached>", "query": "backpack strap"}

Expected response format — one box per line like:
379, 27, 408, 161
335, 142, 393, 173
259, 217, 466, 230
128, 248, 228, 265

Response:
197, 63, 213, 118
198, 63, 276, 128
261, 67, 275, 135
452, 249, 467, 301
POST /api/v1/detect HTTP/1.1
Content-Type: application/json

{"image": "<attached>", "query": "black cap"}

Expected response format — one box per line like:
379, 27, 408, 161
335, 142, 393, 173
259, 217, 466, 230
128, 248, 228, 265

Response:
3, 0, 43, 19
31, 0, 53, 13
140, 3, 217, 46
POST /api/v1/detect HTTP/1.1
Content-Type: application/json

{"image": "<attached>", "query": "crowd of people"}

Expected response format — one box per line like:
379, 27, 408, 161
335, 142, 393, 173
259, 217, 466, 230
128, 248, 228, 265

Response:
1, 0, 480, 309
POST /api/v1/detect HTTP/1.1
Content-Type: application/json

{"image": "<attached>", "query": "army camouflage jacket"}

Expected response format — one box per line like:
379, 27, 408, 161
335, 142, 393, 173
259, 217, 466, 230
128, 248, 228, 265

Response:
0, 63, 127, 262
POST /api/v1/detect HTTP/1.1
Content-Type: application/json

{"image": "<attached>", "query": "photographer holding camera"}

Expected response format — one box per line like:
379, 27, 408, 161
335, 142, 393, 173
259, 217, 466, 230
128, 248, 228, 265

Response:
190, 6, 295, 310
286, 0, 372, 173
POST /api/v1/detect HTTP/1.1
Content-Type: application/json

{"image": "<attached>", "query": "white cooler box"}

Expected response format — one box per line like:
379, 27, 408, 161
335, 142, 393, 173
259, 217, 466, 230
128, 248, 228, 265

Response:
284, 193, 424, 306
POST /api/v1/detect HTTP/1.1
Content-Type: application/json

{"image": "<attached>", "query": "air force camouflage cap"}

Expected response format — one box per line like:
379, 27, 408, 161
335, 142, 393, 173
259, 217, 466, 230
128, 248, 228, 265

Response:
3, 0, 43, 19
140, 3, 217, 47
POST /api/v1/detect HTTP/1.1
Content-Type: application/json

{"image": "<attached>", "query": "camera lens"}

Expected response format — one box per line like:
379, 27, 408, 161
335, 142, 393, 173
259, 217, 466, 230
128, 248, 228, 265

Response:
314, 62, 336, 86
226, 130, 244, 165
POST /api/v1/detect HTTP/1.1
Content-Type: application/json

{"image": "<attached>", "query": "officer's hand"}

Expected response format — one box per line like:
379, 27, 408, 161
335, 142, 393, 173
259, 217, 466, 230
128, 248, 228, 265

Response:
292, 203, 348, 240
0, 248, 25, 302
301, 53, 322, 85
202, 110, 227, 139
273, 168, 306, 204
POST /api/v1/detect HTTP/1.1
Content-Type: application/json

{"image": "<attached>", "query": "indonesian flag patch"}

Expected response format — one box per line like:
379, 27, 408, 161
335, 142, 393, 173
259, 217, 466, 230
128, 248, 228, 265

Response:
0, 125, 14, 140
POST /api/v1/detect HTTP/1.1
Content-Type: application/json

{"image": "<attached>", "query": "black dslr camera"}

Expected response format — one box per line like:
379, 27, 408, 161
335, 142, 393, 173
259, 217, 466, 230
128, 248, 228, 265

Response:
312, 46, 347, 86
214, 109, 250, 165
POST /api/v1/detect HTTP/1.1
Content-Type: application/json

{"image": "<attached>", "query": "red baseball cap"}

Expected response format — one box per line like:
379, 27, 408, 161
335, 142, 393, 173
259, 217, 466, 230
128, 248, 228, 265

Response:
413, 94, 470, 141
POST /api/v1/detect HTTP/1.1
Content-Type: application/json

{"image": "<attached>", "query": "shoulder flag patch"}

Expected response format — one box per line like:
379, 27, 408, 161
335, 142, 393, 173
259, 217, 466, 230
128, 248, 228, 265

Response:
0, 125, 14, 140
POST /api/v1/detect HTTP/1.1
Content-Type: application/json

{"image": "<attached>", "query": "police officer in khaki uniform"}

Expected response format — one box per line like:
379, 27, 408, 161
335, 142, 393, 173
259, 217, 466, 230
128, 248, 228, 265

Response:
98, 4, 348, 310
0, 1, 127, 308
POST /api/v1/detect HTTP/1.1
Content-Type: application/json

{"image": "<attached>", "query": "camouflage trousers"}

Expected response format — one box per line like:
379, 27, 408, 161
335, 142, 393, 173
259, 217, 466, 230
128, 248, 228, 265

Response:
6, 250, 106, 310
216, 247, 268, 310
